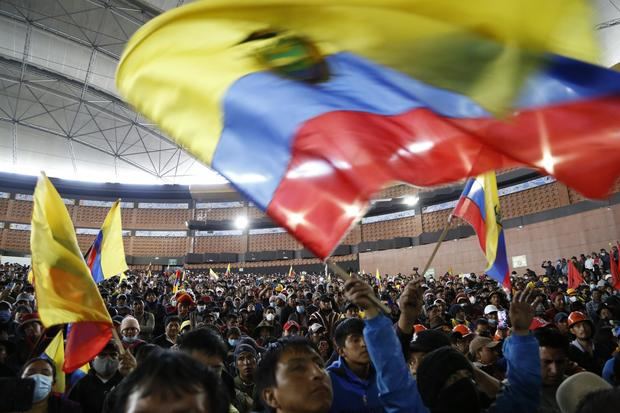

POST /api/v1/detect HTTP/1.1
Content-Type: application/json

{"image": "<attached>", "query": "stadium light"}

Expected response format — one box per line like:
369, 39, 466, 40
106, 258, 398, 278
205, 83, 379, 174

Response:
234, 216, 249, 229
403, 195, 419, 206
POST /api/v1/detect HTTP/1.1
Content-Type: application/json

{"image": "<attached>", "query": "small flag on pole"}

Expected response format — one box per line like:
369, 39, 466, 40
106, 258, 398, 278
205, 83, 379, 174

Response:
43, 330, 65, 393
453, 171, 510, 288
209, 268, 219, 281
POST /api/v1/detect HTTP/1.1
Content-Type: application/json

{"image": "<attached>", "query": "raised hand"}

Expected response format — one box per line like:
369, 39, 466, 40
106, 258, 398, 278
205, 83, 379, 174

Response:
509, 287, 535, 335
344, 278, 380, 319
397, 277, 424, 333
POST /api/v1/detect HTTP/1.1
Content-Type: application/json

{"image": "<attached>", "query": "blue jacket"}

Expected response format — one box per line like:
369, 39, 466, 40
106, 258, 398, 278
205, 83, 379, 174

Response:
363, 315, 541, 413
327, 356, 383, 413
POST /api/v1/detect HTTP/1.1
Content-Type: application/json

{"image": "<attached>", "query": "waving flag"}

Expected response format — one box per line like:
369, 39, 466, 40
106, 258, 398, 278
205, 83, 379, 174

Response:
453, 172, 510, 288
225, 263, 231, 276
43, 330, 65, 393
568, 260, 585, 289
209, 268, 219, 281
31, 174, 113, 372
84, 200, 128, 283
116, 0, 620, 259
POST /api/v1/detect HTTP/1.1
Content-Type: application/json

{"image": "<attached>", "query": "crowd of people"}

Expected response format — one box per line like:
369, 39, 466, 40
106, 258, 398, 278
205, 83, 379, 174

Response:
1, 245, 620, 413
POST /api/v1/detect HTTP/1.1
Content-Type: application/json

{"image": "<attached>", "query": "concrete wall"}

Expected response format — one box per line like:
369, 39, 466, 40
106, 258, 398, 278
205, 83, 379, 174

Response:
360, 204, 620, 277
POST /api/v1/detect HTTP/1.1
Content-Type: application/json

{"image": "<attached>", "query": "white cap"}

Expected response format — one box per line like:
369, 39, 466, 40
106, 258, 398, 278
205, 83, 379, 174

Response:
556, 372, 611, 413
484, 304, 499, 315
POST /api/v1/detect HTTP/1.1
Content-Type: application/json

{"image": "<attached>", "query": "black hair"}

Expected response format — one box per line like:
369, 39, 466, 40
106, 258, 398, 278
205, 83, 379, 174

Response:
177, 328, 227, 361
19, 357, 56, 380
534, 327, 569, 353
135, 344, 161, 365
164, 315, 181, 326
575, 388, 620, 413
110, 350, 229, 413
254, 337, 320, 413
333, 318, 365, 348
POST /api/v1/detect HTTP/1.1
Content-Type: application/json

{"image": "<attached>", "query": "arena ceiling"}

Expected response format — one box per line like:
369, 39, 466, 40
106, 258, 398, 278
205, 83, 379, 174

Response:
0, 0, 619, 186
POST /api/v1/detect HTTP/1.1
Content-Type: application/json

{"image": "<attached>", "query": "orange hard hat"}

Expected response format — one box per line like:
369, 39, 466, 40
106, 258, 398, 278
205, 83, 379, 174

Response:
452, 324, 473, 337
567, 311, 590, 328
413, 324, 427, 334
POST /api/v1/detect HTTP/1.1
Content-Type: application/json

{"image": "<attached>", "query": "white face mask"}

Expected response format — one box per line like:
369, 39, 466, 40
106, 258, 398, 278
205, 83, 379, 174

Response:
469, 296, 476, 304
265, 313, 275, 321
197, 305, 206, 312
92, 357, 119, 377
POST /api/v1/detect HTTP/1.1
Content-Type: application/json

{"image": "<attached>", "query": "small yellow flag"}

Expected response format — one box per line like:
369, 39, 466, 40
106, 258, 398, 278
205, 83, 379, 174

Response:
44, 330, 65, 393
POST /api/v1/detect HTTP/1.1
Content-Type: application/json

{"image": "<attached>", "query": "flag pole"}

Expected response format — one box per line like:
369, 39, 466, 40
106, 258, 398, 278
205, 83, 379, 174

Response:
419, 215, 453, 279
326, 259, 391, 314
111, 328, 126, 355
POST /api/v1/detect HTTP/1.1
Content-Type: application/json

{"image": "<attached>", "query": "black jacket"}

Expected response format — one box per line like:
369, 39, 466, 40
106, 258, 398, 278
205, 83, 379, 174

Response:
68, 369, 123, 413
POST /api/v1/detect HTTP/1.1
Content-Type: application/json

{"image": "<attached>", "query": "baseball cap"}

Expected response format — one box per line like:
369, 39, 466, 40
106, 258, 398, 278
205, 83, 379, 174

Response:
283, 320, 301, 332
556, 372, 612, 413
554, 312, 569, 324
309, 323, 325, 334
409, 329, 451, 353
469, 336, 500, 355
484, 304, 499, 315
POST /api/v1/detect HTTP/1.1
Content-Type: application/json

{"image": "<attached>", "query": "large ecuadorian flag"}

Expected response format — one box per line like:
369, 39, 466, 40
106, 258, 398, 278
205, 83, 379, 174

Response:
116, 0, 620, 259
453, 172, 509, 288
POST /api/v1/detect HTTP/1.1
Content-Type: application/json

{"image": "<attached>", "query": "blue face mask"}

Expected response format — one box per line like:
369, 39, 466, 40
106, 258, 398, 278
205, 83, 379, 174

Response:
31, 374, 53, 402
0, 310, 10, 323
296, 306, 305, 313
228, 338, 239, 347
123, 336, 138, 343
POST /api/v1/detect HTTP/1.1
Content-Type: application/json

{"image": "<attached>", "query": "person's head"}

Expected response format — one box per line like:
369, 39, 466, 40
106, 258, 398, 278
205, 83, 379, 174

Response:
235, 344, 258, 383
132, 299, 144, 315
592, 289, 602, 302
177, 328, 227, 376
575, 388, 620, 413
319, 295, 332, 312
408, 329, 451, 375
553, 293, 565, 309
568, 312, 593, 341
483, 305, 499, 322
469, 336, 500, 365
121, 316, 141, 343
344, 303, 360, 319
451, 325, 474, 355
165, 316, 181, 341
264, 307, 276, 322
255, 337, 332, 413
145, 290, 157, 303
20, 313, 43, 340
475, 319, 491, 337
535, 327, 569, 387
489, 291, 502, 307
334, 318, 368, 367
111, 350, 229, 413
117, 294, 127, 307
554, 312, 570, 335
556, 372, 613, 413
283, 321, 301, 337
417, 346, 481, 413
20, 357, 55, 404
91, 341, 120, 379
226, 327, 241, 347
177, 302, 191, 318
308, 323, 325, 345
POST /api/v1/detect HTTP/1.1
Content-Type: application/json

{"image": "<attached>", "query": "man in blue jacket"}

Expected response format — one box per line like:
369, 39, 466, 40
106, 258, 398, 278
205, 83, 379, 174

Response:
345, 278, 541, 413
327, 317, 382, 412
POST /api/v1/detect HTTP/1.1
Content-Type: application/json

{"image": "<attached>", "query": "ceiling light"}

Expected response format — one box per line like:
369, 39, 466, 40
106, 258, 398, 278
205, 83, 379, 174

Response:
234, 216, 249, 229
403, 195, 419, 206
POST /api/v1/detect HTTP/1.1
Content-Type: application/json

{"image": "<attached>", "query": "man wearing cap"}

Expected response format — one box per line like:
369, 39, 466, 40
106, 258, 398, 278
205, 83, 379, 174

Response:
408, 329, 451, 376
234, 344, 257, 412
483, 304, 500, 333
470, 336, 503, 380
114, 294, 131, 317
282, 320, 301, 337
309, 295, 340, 338
451, 324, 475, 355
10, 312, 43, 368
545, 292, 567, 322
176, 292, 194, 322
567, 311, 606, 375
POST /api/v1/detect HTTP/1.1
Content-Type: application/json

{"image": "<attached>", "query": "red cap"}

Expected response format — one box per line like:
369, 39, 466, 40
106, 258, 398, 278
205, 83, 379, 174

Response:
452, 324, 473, 337
529, 317, 550, 331
413, 324, 427, 334
176, 293, 194, 306
283, 320, 301, 332
19, 312, 41, 326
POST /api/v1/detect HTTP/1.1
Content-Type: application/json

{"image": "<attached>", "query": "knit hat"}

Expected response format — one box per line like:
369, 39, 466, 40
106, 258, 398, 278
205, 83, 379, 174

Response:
234, 344, 257, 362
283, 320, 301, 332
556, 372, 612, 413
417, 346, 473, 408
120, 316, 140, 333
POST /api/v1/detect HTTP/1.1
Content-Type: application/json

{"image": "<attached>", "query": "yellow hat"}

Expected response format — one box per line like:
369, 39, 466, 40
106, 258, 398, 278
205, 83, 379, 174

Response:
275, 284, 284, 292
180, 320, 192, 331
542, 277, 550, 283
527, 281, 536, 289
